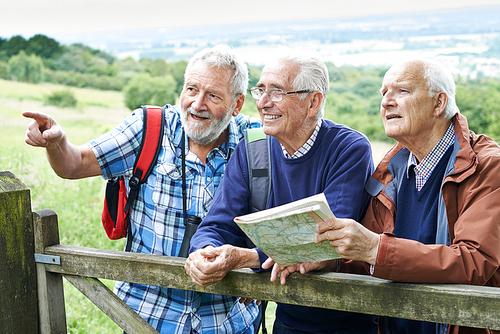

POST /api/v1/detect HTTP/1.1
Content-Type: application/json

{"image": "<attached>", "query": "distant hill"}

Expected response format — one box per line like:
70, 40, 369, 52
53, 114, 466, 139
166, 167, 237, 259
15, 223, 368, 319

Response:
52, 5, 500, 64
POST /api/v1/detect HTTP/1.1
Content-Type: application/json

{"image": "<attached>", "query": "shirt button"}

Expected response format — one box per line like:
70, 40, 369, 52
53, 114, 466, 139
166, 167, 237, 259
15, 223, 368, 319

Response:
207, 177, 211, 182
192, 307, 197, 312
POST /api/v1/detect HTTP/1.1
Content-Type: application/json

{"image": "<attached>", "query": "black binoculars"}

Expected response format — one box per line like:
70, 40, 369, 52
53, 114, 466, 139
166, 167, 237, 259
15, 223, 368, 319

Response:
178, 215, 202, 258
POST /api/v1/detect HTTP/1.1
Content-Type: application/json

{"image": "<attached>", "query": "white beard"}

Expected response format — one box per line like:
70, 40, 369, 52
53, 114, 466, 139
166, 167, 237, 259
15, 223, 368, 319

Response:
180, 106, 234, 146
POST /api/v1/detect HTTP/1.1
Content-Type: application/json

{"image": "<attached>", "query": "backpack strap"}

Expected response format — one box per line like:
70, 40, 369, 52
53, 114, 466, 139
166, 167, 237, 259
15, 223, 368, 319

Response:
244, 127, 271, 334
244, 128, 272, 213
124, 106, 165, 213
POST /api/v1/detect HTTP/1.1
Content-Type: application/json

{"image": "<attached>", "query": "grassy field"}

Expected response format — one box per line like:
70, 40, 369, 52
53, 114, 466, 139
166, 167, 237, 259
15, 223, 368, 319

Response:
1, 78, 392, 333
1, 79, 131, 333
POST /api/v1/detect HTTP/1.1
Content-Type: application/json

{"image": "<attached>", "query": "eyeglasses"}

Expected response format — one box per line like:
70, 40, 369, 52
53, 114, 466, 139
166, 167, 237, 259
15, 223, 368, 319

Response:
249, 87, 314, 102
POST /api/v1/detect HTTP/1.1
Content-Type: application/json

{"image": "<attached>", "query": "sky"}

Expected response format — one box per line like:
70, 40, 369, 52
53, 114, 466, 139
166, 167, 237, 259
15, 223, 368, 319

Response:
2, 0, 500, 40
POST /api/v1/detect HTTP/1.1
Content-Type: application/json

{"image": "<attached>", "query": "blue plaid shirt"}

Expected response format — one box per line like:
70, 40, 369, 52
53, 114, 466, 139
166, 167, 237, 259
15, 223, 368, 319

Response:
89, 105, 262, 334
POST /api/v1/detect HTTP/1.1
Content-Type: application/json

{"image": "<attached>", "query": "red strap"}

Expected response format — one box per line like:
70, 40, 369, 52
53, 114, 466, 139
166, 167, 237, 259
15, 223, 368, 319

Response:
134, 106, 164, 182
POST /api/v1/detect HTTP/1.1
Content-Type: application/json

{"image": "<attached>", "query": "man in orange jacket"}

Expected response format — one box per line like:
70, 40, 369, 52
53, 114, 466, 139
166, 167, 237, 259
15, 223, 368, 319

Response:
274, 58, 500, 334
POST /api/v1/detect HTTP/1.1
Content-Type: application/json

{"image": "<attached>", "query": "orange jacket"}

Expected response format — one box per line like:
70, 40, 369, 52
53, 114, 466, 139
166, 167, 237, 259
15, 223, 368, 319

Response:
362, 113, 500, 333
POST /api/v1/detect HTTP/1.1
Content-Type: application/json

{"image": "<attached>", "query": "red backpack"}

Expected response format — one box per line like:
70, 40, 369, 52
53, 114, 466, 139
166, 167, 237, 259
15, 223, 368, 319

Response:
101, 106, 165, 241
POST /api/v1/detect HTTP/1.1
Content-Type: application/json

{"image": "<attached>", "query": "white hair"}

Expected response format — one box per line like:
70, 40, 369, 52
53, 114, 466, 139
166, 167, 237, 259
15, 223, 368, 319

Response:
395, 58, 459, 119
184, 44, 249, 98
268, 48, 329, 119
422, 59, 459, 119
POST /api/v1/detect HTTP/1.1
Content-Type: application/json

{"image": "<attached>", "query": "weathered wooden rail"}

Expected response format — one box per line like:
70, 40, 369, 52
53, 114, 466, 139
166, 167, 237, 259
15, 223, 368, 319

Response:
2, 171, 500, 333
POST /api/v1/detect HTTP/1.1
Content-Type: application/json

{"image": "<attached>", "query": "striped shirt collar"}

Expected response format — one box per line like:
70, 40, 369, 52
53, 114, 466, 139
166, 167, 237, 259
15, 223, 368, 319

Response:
281, 119, 323, 159
407, 122, 455, 191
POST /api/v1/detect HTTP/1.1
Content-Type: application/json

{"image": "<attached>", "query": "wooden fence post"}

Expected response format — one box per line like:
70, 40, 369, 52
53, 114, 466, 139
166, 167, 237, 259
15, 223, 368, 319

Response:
0, 171, 38, 333
34, 209, 67, 333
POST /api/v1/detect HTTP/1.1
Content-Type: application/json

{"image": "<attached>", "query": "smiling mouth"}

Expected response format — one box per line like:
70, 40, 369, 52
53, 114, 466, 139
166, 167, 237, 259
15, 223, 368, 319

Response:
264, 114, 282, 120
191, 114, 208, 120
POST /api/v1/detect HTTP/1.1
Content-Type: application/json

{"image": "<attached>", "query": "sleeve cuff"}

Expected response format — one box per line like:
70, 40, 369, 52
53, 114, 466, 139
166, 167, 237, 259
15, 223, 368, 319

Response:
251, 248, 270, 272
376, 233, 390, 266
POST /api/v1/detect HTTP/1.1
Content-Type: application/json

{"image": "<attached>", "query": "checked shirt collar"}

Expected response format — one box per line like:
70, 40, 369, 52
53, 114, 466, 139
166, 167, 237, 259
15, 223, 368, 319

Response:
281, 118, 323, 159
407, 122, 455, 191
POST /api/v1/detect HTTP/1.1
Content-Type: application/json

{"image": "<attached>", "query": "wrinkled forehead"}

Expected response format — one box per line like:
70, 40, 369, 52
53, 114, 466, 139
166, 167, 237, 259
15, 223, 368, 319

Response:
259, 60, 300, 89
382, 61, 426, 88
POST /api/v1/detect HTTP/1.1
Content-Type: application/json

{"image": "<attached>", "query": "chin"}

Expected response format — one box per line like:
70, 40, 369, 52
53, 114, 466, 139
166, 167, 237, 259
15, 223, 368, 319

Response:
262, 125, 276, 136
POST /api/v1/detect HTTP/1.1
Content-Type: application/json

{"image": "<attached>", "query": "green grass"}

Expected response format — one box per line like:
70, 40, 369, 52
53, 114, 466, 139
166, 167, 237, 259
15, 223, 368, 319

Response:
1, 82, 130, 334
1, 80, 279, 333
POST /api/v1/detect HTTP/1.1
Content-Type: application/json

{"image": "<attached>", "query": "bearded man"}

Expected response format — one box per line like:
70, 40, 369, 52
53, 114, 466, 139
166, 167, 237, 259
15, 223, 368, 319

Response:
23, 44, 262, 334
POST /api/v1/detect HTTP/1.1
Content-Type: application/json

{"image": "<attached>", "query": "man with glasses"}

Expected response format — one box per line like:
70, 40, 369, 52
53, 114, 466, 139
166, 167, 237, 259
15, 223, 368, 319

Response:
185, 50, 377, 333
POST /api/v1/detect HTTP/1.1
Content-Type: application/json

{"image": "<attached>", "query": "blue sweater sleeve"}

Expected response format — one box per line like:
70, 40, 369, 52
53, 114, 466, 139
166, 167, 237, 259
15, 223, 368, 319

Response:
322, 130, 374, 221
190, 141, 254, 252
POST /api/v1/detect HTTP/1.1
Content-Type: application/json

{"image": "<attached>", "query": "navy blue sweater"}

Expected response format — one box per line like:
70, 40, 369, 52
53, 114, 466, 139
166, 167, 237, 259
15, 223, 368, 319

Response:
191, 120, 376, 332
388, 146, 453, 334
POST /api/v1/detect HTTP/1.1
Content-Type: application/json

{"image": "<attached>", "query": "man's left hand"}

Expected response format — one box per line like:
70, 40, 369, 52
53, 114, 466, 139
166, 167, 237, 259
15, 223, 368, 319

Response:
315, 217, 380, 265
262, 258, 337, 285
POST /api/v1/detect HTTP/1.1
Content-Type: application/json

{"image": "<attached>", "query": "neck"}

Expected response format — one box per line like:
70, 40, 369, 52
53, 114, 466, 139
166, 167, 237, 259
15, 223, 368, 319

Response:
188, 129, 228, 164
279, 120, 317, 156
404, 119, 452, 162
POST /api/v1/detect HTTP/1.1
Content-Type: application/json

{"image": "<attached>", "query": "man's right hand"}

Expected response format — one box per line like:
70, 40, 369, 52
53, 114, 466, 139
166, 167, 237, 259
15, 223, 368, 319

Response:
185, 245, 236, 288
185, 245, 260, 288
23, 111, 65, 150
22, 110, 102, 179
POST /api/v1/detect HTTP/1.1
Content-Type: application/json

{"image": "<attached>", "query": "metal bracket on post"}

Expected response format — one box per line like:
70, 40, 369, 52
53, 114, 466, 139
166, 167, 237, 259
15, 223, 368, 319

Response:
34, 253, 61, 265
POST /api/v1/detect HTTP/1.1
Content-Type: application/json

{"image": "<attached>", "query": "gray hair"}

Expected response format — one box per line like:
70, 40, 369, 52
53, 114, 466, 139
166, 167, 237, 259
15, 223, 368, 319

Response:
421, 59, 459, 119
270, 48, 329, 119
184, 44, 249, 97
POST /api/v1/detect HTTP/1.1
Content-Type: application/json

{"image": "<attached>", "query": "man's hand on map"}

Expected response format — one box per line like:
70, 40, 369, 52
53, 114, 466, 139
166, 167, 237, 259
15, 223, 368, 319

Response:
315, 217, 380, 265
262, 258, 337, 285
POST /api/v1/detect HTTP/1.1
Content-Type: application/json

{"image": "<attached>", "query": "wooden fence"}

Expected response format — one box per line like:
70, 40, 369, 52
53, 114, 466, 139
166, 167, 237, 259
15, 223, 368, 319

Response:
2, 170, 500, 333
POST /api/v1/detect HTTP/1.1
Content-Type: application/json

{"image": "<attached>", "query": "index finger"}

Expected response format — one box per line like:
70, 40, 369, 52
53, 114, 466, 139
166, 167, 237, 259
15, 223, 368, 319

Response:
22, 110, 50, 121
316, 217, 341, 234
262, 257, 275, 270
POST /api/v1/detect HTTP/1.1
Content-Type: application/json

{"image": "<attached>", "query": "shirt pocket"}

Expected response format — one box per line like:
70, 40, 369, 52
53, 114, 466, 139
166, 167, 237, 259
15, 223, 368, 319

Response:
152, 162, 194, 212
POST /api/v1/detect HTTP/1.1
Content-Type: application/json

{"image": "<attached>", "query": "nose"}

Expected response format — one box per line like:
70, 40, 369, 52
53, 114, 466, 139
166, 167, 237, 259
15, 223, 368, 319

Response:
191, 93, 207, 111
256, 91, 274, 110
381, 92, 395, 110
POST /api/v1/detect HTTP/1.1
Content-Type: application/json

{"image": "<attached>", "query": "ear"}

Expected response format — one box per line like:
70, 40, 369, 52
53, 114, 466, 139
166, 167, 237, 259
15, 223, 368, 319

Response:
434, 92, 448, 117
308, 91, 323, 118
232, 94, 245, 117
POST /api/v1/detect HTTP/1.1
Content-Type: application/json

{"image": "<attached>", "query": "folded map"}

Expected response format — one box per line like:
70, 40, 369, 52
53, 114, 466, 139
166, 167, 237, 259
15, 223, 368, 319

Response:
234, 193, 340, 266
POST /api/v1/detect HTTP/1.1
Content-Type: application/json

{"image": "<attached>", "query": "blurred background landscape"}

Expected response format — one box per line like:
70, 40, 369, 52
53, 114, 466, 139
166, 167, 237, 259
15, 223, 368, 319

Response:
1, 1, 500, 332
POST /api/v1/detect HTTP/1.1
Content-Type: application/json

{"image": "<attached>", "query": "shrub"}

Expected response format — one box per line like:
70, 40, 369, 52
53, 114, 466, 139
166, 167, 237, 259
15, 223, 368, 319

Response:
44, 89, 78, 108
8, 51, 44, 83
123, 73, 177, 110
43, 68, 126, 91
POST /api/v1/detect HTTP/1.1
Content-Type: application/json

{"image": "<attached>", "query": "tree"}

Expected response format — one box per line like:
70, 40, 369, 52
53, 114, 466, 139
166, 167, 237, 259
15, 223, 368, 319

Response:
87, 55, 118, 76
8, 51, 44, 83
352, 77, 382, 99
50, 46, 87, 72
26, 34, 62, 59
170, 60, 188, 94
123, 73, 177, 110
2, 35, 28, 58
0, 61, 8, 79
456, 83, 500, 141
